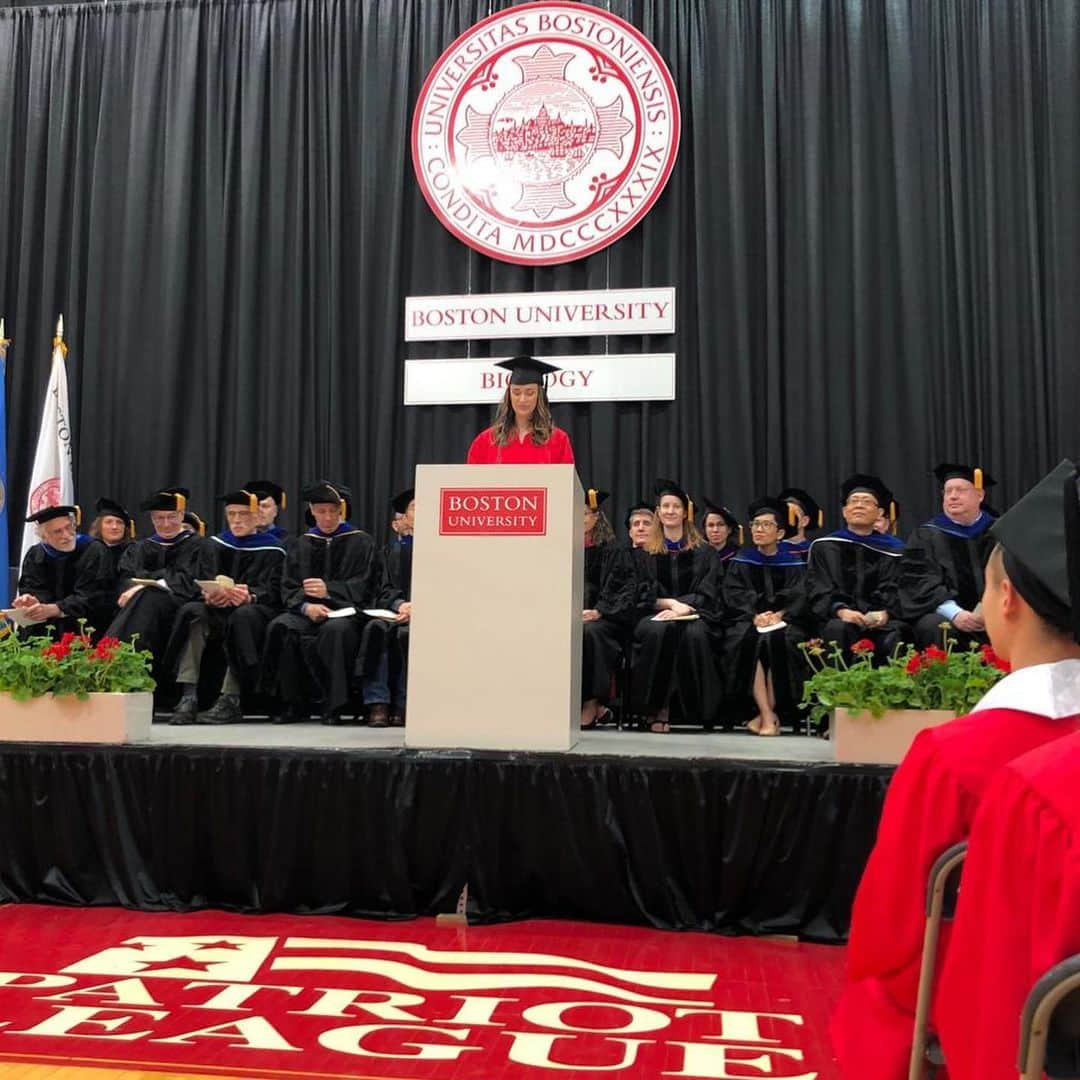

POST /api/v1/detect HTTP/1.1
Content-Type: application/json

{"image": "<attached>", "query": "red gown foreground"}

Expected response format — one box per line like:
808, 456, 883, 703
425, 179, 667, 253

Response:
466, 425, 575, 465
936, 729, 1080, 1080
830, 659, 1080, 1079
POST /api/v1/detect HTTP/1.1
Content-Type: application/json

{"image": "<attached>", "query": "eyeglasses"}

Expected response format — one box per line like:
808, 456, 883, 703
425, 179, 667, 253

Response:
749, 519, 778, 530
844, 497, 879, 508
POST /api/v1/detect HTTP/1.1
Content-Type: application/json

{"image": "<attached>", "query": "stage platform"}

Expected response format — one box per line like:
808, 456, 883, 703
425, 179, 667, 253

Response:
0, 722, 891, 946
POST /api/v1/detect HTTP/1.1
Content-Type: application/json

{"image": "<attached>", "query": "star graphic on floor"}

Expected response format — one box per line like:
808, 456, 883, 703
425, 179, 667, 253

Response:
134, 957, 218, 975
191, 940, 246, 951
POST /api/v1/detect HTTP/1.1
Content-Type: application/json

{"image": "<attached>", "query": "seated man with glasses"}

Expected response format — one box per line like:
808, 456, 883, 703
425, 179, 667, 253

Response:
805, 474, 910, 662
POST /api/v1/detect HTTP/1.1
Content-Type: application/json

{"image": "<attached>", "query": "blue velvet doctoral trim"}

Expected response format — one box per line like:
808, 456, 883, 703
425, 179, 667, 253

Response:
262, 524, 288, 542
924, 510, 993, 539
716, 543, 739, 562
821, 528, 905, 552
734, 546, 806, 568
213, 531, 286, 551
782, 538, 812, 558
40, 534, 92, 559
663, 537, 687, 552
307, 522, 357, 538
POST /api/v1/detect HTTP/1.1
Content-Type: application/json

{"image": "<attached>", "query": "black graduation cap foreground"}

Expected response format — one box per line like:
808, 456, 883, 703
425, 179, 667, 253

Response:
95, 496, 132, 524
219, 489, 260, 513
140, 490, 187, 513
747, 497, 791, 529
840, 474, 891, 508
991, 458, 1080, 642
25, 504, 79, 525
623, 500, 654, 528
391, 488, 415, 515
245, 479, 287, 509
494, 355, 562, 385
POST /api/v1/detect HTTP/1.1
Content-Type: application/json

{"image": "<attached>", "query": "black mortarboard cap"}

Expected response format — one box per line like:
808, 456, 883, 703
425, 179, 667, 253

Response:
140, 490, 188, 513
702, 500, 739, 530
623, 500, 655, 529
26, 504, 79, 525
219, 489, 261, 514
841, 474, 891, 509
991, 459, 1079, 640
778, 487, 824, 530
391, 488, 415, 515
584, 488, 610, 511
302, 481, 352, 522
95, 497, 132, 525
653, 478, 694, 522
494, 355, 561, 385
245, 479, 287, 510
747, 497, 791, 529
933, 463, 996, 491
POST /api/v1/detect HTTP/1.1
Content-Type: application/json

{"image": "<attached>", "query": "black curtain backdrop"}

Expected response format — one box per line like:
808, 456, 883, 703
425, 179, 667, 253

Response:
1, 0, 1078, 552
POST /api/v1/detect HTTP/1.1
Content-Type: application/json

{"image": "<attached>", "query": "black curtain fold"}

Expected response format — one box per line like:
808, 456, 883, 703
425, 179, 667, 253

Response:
0, 742, 890, 942
1, 0, 1077, 549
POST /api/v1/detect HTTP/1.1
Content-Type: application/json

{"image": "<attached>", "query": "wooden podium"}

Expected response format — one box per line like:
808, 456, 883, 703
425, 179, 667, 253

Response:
405, 464, 584, 751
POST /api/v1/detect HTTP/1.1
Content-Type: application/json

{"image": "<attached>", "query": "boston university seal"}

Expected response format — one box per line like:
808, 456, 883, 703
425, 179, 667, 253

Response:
412, 2, 680, 266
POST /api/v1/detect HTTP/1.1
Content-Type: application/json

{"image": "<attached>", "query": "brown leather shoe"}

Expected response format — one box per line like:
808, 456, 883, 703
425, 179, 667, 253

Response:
368, 703, 390, 728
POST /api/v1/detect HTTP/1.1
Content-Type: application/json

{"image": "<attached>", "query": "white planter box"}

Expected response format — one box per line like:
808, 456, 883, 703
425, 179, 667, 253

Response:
830, 707, 954, 765
0, 692, 153, 744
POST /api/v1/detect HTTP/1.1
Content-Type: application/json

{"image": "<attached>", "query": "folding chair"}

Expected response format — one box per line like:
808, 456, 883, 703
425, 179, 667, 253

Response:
1018, 955, 1080, 1079
908, 841, 968, 1080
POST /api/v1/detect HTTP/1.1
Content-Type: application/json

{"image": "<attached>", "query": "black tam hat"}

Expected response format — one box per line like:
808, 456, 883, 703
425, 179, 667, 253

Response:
302, 481, 352, 523
778, 487, 824, 530
494, 355, 561, 386
245, 479, 287, 509
584, 488, 610, 511
623, 500, 655, 529
219, 489, 261, 514
95, 496, 135, 538
26, 504, 79, 526
991, 459, 1080, 641
933, 463, 996, 490
391, 488, 415, 515
140, 490, 188, 513
841, 474, 890, 509
747, 497, 790, 531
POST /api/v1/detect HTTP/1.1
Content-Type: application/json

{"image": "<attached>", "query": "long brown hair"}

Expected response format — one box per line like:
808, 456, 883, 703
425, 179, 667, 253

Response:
644, 503, 704, 554
490, 384, 554, 447
586, 509, 616, 546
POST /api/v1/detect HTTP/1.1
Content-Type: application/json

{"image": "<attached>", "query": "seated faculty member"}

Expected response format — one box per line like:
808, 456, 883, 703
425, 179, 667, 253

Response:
900, 462, 996, 649
15, 505, 112, 639
701, 500, 742, 565
260, 482, 401, 725
373, 487, 416, 726
624, 500, 655, 549
723, 497, 809, 736
830, 459, 1080, 1080
466, 355, 575, 465
778, 486, 823, 561
806, 474, 909, 663
106, 489, 205, 665
164, 489, 287, 725
245, 479, 289, 542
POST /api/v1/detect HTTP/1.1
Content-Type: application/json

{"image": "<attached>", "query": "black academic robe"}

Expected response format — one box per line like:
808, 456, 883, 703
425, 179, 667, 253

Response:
805, 530, 910, 661
105, 531, 204, 664
16, 536, 114, 639
581, 545, 653, 704
260, 525, 397, 715
164, 532, 287, 690
722, 549, 810, 721
583, 541, 617, 610
899, 512, 995, 649
97, 539, 133, 625
626, 543, 725, 726
383, 536, 414, 702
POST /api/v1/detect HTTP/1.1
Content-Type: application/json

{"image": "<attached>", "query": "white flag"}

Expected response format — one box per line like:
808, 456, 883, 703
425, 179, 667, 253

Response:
20, 331, 75, 563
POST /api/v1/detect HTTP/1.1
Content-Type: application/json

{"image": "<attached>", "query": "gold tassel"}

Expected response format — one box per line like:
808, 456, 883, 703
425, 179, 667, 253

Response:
281, 491, 287, 511
818, 509, 824, 528
74, 505, 82, 527
974, 467, 983, 490
788, 503, 798, 527
245, 490, 258, 515
738, 524, 744, 546
175, 492, 187, 513
587, 488, 597, 511
687, 498, 694, 524
128, 520, 136, 540
890, 500, 897, 523
52, 337, 68, 358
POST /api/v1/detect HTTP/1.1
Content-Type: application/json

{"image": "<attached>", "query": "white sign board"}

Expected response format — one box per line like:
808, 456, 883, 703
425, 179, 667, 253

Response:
403, 353, 675, 406
404, 287, 675, 342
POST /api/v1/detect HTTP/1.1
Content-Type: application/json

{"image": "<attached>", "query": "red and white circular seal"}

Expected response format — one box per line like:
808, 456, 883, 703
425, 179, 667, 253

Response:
412, 2, 681, 266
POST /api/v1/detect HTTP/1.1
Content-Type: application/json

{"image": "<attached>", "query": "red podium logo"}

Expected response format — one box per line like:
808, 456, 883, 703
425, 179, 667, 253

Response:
439, 488, 548, 535
412, 3, 680, 265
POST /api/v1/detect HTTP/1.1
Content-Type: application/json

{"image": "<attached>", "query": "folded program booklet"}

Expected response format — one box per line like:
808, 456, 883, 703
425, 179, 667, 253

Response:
197, 575, 236, 593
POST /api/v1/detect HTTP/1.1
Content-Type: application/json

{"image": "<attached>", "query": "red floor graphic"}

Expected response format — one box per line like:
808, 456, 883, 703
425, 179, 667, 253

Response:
0, 904, 846, 1078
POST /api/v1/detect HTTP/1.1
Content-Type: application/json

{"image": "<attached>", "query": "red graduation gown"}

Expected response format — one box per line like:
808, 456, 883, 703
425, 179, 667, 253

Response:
936, 730, 1080, 1080
466, 426, 575, 464
831, 669, 1080, 1079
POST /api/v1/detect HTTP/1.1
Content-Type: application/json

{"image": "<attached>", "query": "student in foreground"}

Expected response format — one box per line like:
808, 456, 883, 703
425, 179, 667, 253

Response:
830, 458, 1080, 1079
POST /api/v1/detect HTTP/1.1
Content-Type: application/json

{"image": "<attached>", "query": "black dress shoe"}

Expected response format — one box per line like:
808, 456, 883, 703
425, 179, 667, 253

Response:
196, 695, 243, 725
367, 703, 390, 728
168, 696, 199, 726
271, 704, 306, 724
321, 707, 341, 726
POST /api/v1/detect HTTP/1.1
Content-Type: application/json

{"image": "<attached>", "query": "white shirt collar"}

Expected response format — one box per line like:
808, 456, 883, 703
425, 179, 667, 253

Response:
971, 659, 1080, 720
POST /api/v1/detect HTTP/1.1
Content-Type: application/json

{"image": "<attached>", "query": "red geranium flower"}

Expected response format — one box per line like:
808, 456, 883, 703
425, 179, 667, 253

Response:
906, 653, 922, 674
980, 644, 1011, 673
41, 641, 70, 661
851, 639, 876, 655
923, 645, 948, 664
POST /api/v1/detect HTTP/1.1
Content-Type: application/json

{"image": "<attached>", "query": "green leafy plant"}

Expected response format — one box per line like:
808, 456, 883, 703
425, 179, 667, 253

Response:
799, 634, 1010, 727
0, 625, 155, 701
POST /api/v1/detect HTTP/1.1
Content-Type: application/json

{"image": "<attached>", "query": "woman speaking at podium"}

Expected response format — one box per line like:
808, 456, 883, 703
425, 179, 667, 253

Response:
466, 355, 576, 465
